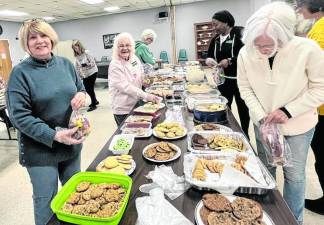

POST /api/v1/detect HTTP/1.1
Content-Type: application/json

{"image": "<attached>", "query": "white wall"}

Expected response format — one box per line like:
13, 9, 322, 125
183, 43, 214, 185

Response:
52, 7, 172, 62
0, 0, 272, 66
52, 0, 255, 62
0, 21, 25, 65
175, 0, 252, 60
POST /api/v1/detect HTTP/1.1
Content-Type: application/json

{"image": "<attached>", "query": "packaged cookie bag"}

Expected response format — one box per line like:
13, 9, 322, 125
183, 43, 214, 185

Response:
259, 122, 292, 167
68, 110, 91, 139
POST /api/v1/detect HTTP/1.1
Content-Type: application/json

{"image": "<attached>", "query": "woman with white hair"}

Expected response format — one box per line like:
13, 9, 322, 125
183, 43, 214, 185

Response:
108, 32, 160, 126
237, 2, 324, 223
135, 29, 157, 65
296, 0, 324, 215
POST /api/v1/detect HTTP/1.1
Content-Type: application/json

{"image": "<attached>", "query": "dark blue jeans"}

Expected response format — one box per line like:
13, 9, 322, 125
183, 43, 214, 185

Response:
26, 154, 81, 225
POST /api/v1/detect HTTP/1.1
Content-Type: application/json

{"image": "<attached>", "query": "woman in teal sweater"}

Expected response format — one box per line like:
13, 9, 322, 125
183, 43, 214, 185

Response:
6, 19, 86, 225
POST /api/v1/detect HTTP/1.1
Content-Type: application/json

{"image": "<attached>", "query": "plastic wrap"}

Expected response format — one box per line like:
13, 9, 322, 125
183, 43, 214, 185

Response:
259, 122, 293, 167
135, 188, 193, 225
68, 110, 91, 139
183, 152, 276, 195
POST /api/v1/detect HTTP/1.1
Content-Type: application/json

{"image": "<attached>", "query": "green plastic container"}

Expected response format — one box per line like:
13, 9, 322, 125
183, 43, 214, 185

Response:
50, 172, 132, 225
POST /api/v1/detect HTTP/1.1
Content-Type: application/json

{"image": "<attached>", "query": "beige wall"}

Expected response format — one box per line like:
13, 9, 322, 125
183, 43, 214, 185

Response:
52, 40, 76, 64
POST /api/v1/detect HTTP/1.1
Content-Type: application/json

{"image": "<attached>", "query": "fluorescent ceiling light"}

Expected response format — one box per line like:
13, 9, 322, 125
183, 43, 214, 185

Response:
104, 6, 120, 12
80, 0, 104, 4
43, 16, 55, 21
0, 10, 28, 17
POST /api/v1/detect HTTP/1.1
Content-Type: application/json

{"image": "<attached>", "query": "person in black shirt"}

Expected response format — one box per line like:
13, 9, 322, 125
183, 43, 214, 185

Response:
206, 10, 250, 138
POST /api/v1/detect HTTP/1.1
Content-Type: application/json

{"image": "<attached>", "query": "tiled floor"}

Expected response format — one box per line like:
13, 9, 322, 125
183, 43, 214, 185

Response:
0, 81, 323, 225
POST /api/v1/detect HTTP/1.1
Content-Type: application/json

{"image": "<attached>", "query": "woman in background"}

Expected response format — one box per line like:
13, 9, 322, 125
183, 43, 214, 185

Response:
205, 10, 250, 138
297, 0, 324, 215
6, 18, 85, 225
108, 32, 160, 126
135, 29, 157, 65
237, 2, 324, 223
72, 40, 99, 112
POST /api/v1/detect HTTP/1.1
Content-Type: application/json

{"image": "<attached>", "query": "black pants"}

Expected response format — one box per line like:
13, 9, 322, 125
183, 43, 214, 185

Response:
83, 72, 98, 106
114, 114, 128, 127
218, 78, 250, 138
311, 115, 324, 192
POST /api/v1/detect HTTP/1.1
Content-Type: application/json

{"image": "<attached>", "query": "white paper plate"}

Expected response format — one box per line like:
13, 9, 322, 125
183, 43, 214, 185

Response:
96, 159, 136, 176
195, 196, 275, 225
153, 127, 187, 140
142, 142, 181, 163
121, 127, 153, 138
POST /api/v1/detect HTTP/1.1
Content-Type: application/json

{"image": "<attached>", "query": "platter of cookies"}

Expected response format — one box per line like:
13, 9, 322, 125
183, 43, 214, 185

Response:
61, 182, 127, 218
134, 102, 165, 114
184, 152, 276, 193
187, 131, 252, 153
195, 193, 274, 225
51, 172, 132, 225
96, 155, 136, 176
142, 142, 181, 163
153, 121, 187, 140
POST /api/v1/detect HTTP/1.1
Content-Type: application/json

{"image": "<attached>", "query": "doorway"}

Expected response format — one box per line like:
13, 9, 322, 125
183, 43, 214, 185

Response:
0, 40, 13, 81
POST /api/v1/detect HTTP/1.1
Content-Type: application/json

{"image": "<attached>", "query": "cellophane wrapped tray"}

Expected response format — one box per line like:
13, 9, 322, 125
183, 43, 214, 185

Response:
183, 152, 276, 195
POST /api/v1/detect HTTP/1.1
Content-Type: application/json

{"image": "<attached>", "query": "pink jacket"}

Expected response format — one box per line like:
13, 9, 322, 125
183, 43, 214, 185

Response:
108, 56, 148, 114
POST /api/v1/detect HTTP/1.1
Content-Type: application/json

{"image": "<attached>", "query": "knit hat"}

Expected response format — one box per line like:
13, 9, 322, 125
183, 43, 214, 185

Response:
212, 10, 235, 27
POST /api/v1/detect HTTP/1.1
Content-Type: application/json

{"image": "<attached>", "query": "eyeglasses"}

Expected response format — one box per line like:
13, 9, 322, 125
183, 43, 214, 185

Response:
254, 44, 275, 50
23, 18, 46, 25
118, 44, 131, 49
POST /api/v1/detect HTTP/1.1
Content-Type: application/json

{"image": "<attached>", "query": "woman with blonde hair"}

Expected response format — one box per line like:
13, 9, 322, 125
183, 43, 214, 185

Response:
108, 32, 160, 126
237, 2, 324, 223
72, 40, 99, 112
6, 18, 85, 225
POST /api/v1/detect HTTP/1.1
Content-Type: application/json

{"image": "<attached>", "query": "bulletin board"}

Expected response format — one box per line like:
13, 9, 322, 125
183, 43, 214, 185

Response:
103, 33, 119, 49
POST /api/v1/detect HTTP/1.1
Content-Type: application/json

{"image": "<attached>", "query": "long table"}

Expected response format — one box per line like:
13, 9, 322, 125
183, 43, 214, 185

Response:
47, 108, 298, 225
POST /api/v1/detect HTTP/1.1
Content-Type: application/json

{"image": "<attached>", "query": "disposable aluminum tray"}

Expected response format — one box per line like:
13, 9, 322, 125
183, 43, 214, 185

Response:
184, 152, 276, 195
187, 131, 254, 155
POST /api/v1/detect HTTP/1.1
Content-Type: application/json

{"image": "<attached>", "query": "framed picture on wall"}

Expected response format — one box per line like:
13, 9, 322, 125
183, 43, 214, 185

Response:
103, 33, 119, 49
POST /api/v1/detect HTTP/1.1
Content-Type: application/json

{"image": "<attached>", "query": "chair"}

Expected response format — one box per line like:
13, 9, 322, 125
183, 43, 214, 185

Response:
159, 51, 169, 63
0, 106, 16, 140
178, 49, 188, 62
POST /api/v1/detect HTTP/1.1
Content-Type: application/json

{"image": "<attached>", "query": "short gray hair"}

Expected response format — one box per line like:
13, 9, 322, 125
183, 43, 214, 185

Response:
242, 1, 297, 54
141, 29, 157, 42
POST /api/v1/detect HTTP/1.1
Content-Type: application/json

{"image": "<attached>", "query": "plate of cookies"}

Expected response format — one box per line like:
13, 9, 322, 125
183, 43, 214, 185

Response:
142, 142, 181, 163
153, 121, 187, 140
96, 155, 136, 176
195, 193, 274, 225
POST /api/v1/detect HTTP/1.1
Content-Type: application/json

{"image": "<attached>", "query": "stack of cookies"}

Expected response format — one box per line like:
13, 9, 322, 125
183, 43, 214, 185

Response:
192, 158, 224, 181
143, 142, 178, 161
200, 193, 265, 225
96, 155, 133, 175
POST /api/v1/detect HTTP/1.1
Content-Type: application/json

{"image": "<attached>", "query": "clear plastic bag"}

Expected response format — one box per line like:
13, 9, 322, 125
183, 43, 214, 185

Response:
212, 66, 225, 86
68, 110, 91, 139
259, 122, 292, 167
